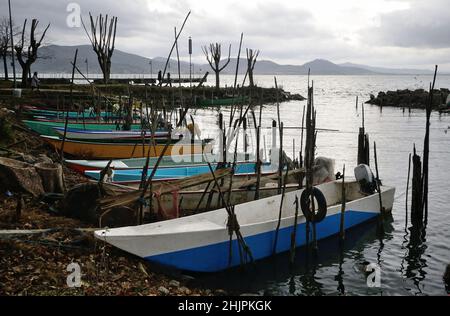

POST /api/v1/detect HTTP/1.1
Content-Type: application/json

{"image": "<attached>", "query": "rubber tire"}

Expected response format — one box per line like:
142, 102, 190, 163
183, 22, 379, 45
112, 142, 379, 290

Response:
300, 187, 327, 223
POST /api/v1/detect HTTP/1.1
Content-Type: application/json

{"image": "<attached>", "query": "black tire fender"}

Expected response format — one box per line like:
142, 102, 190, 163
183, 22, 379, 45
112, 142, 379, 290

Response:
300, 187, 327, 223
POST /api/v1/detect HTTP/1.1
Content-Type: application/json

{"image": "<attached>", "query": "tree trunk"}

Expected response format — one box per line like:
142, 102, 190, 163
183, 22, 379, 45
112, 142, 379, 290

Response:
34, 162, 65, 194
21, 65, 29, 88
249, 70, 254, 88
2, 53, 8, 80
0, 157, 44, 197
215, 70, 220, 90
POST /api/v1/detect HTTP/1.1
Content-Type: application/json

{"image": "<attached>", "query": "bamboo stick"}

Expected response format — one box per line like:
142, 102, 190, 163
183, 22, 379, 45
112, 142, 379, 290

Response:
60, 49, 78, 161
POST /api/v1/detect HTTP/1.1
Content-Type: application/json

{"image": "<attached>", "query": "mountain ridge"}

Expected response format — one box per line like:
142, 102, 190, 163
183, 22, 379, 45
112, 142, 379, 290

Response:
1, 44, 440, 76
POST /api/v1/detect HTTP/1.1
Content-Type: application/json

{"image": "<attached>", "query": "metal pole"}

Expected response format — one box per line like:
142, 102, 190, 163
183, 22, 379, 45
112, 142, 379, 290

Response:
8, 0, 17, 88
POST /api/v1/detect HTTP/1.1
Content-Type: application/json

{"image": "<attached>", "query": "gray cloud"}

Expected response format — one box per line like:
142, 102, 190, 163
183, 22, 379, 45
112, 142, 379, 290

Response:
361, 0, 450, 48
0, 0, 449, 70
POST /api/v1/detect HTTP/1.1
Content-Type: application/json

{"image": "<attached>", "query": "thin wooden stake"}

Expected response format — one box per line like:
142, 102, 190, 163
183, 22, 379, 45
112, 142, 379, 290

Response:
405, 153, 412, 230
339, 165, 346, 242
60, 49, 78, 161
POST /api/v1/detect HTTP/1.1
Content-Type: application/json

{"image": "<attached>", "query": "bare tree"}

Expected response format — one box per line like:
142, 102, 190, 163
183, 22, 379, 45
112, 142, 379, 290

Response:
82, 13, 117, 84
202, 43, 231, 90
0, 18, 11, 80
14, 18, 50, 87
246, 48, 259, 88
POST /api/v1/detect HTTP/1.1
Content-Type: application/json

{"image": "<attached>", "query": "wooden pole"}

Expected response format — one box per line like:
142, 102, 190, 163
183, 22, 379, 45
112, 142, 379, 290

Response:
60, 49, 78, 160
339, 165, 346, 242
161, 12, 191, 83
290, 196, 300, 265
278, 122, 284, 194
255, 126, 262, 200
405, 153, 412, 230
373, 141, 385, 235
411, 145, 423, 227
422, 65, 438, 224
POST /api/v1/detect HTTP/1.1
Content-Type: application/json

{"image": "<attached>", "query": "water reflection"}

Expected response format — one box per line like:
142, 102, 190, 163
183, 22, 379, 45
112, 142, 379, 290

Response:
192, 219, 395, 296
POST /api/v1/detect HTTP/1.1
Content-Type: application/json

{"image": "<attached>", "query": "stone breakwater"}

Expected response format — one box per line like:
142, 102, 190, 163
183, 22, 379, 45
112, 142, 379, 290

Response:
366, 88, 450, 109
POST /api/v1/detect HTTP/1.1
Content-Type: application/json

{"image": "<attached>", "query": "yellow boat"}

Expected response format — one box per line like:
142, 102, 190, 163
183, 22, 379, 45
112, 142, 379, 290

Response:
42, 136, 212, 159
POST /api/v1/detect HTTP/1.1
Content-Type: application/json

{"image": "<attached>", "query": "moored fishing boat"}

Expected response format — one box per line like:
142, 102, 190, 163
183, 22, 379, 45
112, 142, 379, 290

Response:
84, 161, 277, 184
53, 127, 170, 141
42, 135, 213, 159
22, 106, 132, 120
94, 178, 395, 272
23, 120, 144, 137
65, 154, 208, 174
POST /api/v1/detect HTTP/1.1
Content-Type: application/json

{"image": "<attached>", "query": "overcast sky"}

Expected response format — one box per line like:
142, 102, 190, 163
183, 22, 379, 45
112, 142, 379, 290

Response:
2, 0, 450, 70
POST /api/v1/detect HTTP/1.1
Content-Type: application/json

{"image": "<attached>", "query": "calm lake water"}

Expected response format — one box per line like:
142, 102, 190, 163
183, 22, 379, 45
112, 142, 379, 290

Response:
188, 74, 450, 296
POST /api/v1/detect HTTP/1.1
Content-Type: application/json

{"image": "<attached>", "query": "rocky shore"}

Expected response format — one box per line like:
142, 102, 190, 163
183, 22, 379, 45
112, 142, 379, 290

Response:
366, 88, 450, 110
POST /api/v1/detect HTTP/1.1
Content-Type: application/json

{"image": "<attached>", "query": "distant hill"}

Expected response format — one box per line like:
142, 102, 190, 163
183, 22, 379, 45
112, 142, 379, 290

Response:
29, 45, 192, 75
1, 44, 439, 76
339, 62, 435, 75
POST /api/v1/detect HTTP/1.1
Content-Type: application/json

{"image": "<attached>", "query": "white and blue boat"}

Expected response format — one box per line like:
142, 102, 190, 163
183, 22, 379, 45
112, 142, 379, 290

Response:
94, 179, 395, 272
85, 162, 277, 184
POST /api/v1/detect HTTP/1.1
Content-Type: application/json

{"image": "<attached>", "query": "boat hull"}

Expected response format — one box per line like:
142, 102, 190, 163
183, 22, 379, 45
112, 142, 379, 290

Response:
23, 120, 142, 137
65, 155, 207, 174
95, 181, 395, 272
42, 136, 211, 159
84, 162, 275, 184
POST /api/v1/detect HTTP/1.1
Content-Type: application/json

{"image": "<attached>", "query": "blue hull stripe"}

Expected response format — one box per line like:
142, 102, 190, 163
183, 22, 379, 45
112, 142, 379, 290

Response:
145, 210, 377, 272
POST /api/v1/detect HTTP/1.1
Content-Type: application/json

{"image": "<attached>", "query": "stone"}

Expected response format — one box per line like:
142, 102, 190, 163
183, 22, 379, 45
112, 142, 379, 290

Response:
158, 286, 170, 295
179, 286, 191, 295
169, 280, 180, 288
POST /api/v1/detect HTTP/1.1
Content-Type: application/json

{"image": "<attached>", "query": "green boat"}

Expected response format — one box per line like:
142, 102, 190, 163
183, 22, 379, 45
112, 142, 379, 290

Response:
23, 120, 143, 137
196, 96, 248, 107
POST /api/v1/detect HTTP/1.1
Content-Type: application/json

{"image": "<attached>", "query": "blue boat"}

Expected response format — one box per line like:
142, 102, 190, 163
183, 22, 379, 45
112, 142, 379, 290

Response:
85, 162, 277, 184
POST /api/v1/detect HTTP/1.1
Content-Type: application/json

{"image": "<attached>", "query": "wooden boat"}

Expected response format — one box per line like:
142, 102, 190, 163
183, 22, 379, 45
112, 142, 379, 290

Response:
84, 162, 277, 184
94, 179, 395, 272
23, 106, 125, 120
196, 96, 248, 107
65, 154, 208, 174
65, 152, 257, 174
42, 136, 212, 159
53, 128, 169, 141
23, 120, 143, 137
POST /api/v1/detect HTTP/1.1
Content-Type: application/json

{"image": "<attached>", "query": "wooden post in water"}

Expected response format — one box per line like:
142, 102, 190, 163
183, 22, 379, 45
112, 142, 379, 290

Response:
405, 153, 412, 230
255, 126, 262, 200
339, 165, 346, 242
411, 145, 423, 227
290, 196, 300, 265
373, 142, 385, 235
278, 122, 284, 194
357, 102, 370, 166
422, 66, 438, 224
